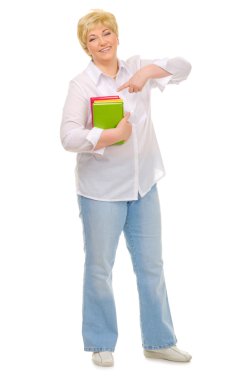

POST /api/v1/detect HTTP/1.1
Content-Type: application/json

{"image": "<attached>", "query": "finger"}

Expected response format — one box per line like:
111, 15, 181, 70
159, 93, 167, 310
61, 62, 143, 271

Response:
129, 85, 135, 93
132, 86, 140, 92
117, 81, 130, 92
124, 112, 131, 120
129, 85, 140, 93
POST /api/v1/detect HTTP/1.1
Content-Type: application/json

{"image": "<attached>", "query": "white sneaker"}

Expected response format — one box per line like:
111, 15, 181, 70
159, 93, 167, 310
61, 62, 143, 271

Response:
144, 345, 192, 362
92, 351, 114, 367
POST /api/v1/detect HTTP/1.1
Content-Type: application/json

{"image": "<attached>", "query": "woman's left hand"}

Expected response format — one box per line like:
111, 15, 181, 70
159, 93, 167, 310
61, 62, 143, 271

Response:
117, 68, 149, 93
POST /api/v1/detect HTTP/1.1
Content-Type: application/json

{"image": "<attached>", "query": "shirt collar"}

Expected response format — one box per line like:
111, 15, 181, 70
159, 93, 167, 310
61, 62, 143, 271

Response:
85, 58, 129, 85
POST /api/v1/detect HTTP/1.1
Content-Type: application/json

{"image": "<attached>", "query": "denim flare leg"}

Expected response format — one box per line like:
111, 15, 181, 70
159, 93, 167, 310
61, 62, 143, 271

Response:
77, 184, 177, 352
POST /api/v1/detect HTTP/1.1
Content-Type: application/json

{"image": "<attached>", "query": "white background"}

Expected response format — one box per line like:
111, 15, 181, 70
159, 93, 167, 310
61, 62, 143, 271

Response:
0, 0, 252, 378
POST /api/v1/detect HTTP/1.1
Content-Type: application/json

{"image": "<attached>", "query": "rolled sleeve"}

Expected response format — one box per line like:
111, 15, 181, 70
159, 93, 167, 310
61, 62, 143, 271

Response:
150, 74, 174, 92
60, 80, 105, 155
153, 57, 192, 86
86, 127, 105, 155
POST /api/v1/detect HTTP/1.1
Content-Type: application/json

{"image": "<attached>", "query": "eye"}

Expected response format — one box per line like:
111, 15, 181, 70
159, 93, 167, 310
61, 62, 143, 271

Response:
104, 31, 111, 36
89, 37, 97, 42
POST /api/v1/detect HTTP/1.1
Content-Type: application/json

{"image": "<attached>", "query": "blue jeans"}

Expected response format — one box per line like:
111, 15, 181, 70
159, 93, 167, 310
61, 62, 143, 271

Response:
77, 183, 177, 352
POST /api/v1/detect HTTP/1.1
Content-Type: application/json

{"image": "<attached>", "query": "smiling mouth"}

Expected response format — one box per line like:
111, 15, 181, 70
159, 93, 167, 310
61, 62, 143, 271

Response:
99, 46, 112, 53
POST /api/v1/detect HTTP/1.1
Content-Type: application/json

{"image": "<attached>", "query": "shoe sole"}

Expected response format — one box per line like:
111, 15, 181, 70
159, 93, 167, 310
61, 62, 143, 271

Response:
144, 350, 191, 362
92, 359, 114, 367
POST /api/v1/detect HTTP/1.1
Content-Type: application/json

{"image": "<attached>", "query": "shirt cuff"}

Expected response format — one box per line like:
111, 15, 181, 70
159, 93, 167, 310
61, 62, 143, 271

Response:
150, 75, 174, 91
153, 58, 177, 75
86, 127, 105, 155
153, 57, 192, 85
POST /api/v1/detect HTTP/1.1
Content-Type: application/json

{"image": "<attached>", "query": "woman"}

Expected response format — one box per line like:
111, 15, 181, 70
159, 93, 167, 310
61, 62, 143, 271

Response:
60, 9, 192, 367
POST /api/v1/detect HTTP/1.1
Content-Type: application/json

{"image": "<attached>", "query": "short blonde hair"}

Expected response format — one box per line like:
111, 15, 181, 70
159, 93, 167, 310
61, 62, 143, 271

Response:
77, 9, 119, 56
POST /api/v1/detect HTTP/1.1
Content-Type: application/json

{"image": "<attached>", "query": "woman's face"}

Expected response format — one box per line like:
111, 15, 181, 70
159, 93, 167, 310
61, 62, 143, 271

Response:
86, 24, 118, 64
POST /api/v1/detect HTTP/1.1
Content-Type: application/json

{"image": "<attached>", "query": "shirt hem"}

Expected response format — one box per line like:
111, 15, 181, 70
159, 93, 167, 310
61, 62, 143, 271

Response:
76, 191, 139, 202
138, 173, 165, 198
76, 173, 165, 202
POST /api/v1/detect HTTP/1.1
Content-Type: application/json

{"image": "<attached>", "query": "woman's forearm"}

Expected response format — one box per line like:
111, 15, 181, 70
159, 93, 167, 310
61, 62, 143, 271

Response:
141, 64, 172, 80
94, 129, 120, 150
117, 64, 172, 93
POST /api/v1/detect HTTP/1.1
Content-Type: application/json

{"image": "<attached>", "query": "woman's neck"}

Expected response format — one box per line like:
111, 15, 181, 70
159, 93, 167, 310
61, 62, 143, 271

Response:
93, 58, 119, 78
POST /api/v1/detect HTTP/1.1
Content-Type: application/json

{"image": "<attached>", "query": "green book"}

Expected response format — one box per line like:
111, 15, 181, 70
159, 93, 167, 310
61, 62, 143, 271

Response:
93, 100, 125, 145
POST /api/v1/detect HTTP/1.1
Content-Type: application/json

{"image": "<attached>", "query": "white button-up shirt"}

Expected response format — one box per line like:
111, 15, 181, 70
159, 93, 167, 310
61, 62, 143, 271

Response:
60, 55, 191, 201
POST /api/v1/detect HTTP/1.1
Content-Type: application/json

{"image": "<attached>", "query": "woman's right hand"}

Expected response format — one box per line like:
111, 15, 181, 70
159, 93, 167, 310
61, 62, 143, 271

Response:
115, 112, 132, 141
93, 112, 132, 151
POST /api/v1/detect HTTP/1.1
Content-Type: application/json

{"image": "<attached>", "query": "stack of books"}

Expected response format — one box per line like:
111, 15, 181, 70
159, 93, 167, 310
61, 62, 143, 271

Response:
90, 96, 125, 145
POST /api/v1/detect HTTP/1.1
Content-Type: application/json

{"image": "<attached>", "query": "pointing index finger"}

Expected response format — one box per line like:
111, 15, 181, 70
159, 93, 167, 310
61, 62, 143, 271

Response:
117, 81, 130, 92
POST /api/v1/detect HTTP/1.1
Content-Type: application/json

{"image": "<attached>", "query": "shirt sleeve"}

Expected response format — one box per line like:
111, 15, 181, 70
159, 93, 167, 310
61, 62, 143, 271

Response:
60, 80, 105, 155
140, 56, 192, 91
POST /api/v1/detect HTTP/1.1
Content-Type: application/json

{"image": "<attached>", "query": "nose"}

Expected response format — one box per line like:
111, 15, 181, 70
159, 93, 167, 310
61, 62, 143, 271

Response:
98, 36, 106, 45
